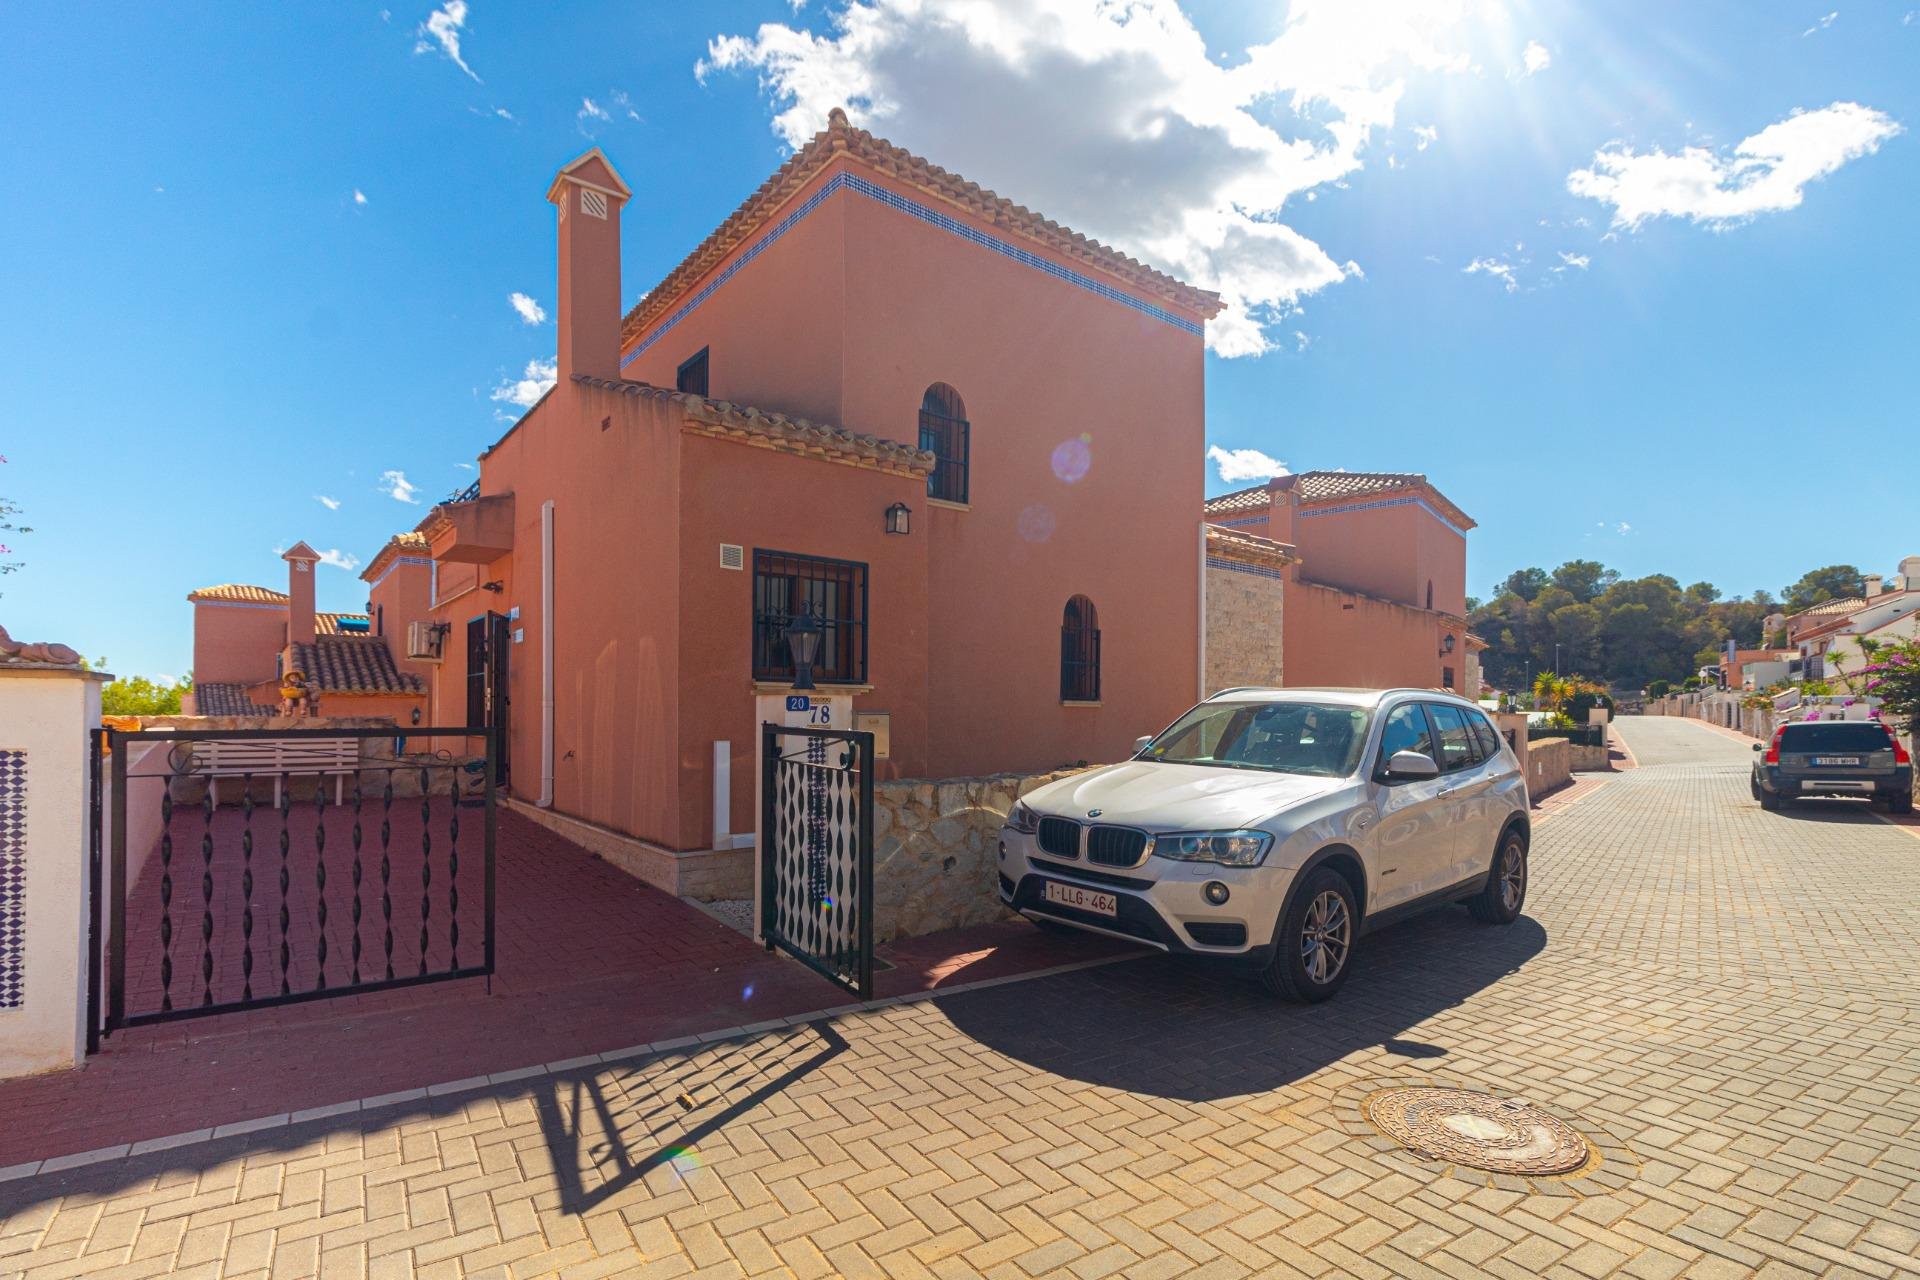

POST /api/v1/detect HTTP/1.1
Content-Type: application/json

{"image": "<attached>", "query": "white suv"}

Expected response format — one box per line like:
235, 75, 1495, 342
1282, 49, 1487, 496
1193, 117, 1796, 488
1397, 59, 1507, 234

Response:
998, 688, 1531, 1001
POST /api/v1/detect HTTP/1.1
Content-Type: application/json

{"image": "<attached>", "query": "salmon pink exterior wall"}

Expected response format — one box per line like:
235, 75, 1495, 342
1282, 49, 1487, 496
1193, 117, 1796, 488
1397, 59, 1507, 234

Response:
1283, 583, 1467, 691
1291, 500, 1467, 616
191, 603, 285, 685
416, 136, 1213, 854
365, 558, 436, 686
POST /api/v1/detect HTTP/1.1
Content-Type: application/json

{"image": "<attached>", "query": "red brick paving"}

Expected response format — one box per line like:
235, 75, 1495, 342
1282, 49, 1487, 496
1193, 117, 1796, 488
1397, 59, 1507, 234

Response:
1, 808, 1132, 1167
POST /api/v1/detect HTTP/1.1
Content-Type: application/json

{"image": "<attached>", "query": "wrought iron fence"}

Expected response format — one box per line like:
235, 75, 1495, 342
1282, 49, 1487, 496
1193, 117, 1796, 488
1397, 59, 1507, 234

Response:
91, 725, 495, 1048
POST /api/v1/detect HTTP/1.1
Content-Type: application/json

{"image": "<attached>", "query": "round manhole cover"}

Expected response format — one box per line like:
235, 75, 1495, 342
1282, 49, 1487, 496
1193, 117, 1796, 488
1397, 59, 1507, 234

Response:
1363, 1087, 1594, 1176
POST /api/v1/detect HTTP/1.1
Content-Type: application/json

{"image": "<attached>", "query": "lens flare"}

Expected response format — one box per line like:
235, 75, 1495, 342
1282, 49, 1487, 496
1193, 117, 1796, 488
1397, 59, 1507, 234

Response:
663, 1145, 702, 1173
1051, 435, 1092, 484
1017, 504, 1056, 543
741, 983, 755, 1001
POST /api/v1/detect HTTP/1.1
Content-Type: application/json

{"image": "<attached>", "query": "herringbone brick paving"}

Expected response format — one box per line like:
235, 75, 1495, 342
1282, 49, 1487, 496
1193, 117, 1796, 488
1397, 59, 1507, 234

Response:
5, 717, 1918, 1279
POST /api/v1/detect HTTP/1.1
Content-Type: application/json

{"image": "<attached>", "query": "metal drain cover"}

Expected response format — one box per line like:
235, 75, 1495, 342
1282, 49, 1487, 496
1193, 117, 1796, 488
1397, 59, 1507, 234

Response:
1364, 1087, 1594, 1175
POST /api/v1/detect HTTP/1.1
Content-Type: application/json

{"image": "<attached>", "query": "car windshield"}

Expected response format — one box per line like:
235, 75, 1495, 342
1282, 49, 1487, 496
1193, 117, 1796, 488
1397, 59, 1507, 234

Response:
1781, 723, 1891, 753
1142, 701, 1372, 777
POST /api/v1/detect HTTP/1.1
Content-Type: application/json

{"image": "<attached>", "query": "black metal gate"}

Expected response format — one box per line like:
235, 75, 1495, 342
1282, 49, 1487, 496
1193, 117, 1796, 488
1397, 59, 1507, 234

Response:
87, 725, 495, 1050
759, 723, 875, 1000
466, 613, 511, 787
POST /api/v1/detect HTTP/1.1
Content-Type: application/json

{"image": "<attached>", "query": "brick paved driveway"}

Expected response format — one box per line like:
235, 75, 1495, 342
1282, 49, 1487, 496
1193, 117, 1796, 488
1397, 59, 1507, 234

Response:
6, 716, 1920, 1279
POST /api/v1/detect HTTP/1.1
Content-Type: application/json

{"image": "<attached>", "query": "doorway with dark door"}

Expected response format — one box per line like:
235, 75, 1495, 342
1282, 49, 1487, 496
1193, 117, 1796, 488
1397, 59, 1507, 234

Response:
467, 612, 511, 787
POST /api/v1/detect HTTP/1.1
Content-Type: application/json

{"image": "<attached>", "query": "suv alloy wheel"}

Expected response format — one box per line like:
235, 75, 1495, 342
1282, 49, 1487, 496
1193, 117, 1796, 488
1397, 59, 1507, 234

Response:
1260, 867, 1357, 1002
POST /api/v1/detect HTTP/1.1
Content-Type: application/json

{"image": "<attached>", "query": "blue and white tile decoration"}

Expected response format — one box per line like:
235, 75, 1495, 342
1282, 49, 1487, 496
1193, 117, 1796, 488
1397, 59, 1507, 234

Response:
1206, 556, 1288, 580
622, 170, 1204, 367
0, 749, 25, 1010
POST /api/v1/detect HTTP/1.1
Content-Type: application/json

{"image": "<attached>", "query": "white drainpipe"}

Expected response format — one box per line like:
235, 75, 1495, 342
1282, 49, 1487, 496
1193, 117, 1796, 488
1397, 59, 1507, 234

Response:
538, 500, 555, 808
1196, 520, 1209, 700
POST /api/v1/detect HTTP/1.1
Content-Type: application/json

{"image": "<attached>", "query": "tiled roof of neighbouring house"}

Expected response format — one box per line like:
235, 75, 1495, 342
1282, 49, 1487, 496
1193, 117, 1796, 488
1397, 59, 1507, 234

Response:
619, 108, 1224, 352
194, 682, 266, 716
316, 613, 371, 636
359, 531, 433, 584
1204, 524, 1297, 569
188, 583, 288, 605
571, 375, 938, 479
288, 635, 424, 697
1203, 486, 1273, 516
1787, 596, 1866, 622
1276, 471, 1478, 531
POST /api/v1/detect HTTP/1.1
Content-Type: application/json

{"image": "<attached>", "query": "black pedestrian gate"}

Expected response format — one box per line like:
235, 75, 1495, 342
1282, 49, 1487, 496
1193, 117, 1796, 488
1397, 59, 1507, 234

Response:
87, 724, 495, 1050
759, 723, 875, 1000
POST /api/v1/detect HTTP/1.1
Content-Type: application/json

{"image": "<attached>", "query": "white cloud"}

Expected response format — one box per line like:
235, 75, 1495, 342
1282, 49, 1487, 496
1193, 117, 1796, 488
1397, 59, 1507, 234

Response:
314, 495, 341, 511
1413, 124, 1437, 151
1522, 40, 1551, 75
415, 0, 480, 81
508, 291, 547, 325
1463, 256, 1519, 292
380, 470, 421, 504
353, 188, 368, 206
1206, 445, 1289, 483
1556, 250, 1590, 270
1616, 522, 1633, 535
578, 97, 610, 126
1802, 11, 1838, 36
316, 548, 362, 572
1568, 101, 1902, 230
491, 357, 557, 409
700, 0, 1488, 357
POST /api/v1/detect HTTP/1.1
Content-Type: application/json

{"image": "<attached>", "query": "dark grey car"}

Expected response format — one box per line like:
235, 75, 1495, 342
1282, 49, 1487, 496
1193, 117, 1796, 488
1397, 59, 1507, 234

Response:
1752, 720, 1914, 813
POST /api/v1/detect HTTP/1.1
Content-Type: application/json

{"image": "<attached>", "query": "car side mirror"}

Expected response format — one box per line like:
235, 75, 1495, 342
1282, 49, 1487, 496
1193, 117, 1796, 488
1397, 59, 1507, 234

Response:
1383, 750, 1440, 781
1133, 735, 1154, 755
1751, 742, 1762, 751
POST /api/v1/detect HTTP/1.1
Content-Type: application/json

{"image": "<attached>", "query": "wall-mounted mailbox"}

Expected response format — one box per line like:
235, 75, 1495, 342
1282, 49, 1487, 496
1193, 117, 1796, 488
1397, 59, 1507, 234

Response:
855, 711, 891, 759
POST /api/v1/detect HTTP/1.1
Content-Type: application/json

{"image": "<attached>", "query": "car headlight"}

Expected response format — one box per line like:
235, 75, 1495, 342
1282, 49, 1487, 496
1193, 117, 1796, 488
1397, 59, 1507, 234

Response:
1005, 800, 1040, 834
1151, 830, 1272, 867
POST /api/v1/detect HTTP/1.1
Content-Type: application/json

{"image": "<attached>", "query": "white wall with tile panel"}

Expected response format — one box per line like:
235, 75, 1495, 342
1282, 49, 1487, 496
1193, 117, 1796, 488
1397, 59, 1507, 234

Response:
0, 666, 105, 1078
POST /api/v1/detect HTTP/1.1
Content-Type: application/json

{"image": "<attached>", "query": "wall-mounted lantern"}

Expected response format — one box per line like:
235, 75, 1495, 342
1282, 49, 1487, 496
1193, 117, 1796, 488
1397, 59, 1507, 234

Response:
785, 601, 824, 691
1441, 634, 1457, 656
884, 502, 912, 535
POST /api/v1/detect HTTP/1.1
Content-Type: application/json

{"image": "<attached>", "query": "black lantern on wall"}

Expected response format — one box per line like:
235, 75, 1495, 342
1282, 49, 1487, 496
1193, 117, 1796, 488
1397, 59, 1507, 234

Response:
884, 502, 911, 535
785, 600, 824, 691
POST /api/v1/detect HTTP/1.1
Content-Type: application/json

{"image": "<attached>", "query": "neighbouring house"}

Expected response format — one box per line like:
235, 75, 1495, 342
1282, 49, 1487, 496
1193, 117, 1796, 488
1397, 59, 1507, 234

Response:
1201, 472, 1485, 694
1721, 645, 1798, 691
1786, 557, 1920, 681
184, 543, 426, 721
406, 114, 1224, 890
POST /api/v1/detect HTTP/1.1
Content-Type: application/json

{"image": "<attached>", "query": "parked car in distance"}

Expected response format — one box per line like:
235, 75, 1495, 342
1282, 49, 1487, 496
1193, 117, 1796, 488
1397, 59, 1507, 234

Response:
997, 687, 1532, 1002
1751, 720, 1914, 813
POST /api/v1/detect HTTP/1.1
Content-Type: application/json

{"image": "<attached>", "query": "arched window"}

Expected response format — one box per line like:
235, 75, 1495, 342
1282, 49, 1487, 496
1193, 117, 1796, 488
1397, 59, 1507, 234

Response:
1061, 596, 1101, 702
1425, 580, 1434, 610
919, 383, 970, 504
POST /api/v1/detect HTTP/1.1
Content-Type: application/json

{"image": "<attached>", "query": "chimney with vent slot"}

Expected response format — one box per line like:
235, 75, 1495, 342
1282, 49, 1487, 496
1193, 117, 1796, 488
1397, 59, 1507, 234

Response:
283, 542, 321, 647
1865, 574, 1884, 598
547, 148, 633, 386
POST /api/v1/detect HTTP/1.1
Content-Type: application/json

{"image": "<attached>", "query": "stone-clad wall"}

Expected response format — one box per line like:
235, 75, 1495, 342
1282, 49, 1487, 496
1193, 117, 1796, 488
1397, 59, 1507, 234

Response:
1205, 561, 1285, 693
874, 766, 1093, 942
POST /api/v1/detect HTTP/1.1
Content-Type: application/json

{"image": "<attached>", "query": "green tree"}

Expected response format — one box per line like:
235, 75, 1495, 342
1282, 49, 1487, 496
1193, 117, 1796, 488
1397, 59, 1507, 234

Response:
1498, 567, 1551, 602
1783, 565, 1863, 612
1550, 560, 1618, 604
95, 660, 194, 716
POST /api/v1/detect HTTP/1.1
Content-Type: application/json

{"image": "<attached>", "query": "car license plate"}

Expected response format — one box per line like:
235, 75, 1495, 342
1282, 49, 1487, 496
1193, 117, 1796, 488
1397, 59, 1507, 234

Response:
1813, 756, 1861, 766
1042, 881, 1117, 917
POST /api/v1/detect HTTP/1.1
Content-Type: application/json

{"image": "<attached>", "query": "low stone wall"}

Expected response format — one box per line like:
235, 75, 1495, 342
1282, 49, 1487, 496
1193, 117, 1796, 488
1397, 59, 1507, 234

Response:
874, 766, 1093, 943
1526, 737, 1571, 797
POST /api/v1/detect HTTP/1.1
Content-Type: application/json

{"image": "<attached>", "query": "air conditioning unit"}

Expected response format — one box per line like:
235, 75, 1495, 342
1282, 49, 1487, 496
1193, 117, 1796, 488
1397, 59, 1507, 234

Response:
407, 620, 446, 662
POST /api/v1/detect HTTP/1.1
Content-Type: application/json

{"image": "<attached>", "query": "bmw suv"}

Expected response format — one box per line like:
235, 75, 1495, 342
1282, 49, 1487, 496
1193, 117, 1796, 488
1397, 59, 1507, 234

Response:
998, 688, 1532, 1001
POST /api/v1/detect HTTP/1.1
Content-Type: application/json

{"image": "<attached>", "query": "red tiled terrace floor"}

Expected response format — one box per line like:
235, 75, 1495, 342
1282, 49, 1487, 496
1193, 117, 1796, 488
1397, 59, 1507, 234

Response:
1, 806, 1131, 1167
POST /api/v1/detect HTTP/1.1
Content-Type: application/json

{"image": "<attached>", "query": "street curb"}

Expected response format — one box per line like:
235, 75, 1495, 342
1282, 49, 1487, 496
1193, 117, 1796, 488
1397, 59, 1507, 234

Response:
0, 950, 1141, 1183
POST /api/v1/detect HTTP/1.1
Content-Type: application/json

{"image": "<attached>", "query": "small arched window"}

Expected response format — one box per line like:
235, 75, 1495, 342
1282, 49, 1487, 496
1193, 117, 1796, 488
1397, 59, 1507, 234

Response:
1061, 596, 1101, 702
919, 383, 970, 504
1425, 580, 1434, 610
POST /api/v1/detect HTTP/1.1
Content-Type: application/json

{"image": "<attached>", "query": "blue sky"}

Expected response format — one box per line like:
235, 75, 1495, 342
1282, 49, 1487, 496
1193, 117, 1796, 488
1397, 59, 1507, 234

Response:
2, 1, 1914, 679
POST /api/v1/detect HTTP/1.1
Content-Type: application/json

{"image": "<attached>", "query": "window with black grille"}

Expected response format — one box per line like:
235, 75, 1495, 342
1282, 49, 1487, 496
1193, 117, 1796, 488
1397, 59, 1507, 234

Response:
1061, 595, 1101, 702
919, 383, 969, 504
676, 347, 710, 397
752, 550, 869, 684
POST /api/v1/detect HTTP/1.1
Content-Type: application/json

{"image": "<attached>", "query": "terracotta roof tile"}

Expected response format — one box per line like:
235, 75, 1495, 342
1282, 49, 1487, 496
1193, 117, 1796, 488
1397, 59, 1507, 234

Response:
1789, 596, 1866, 621
316, 613, 371, 636
1204, 525, 1297, 569
620, 109, 1222, 352
1203, 486, 1272, 515
1277, 471, 1477, 531
574, 375, 936, 478
188, 583, 288, 605
288, 635, 423, 697
194, 682, 267, 716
